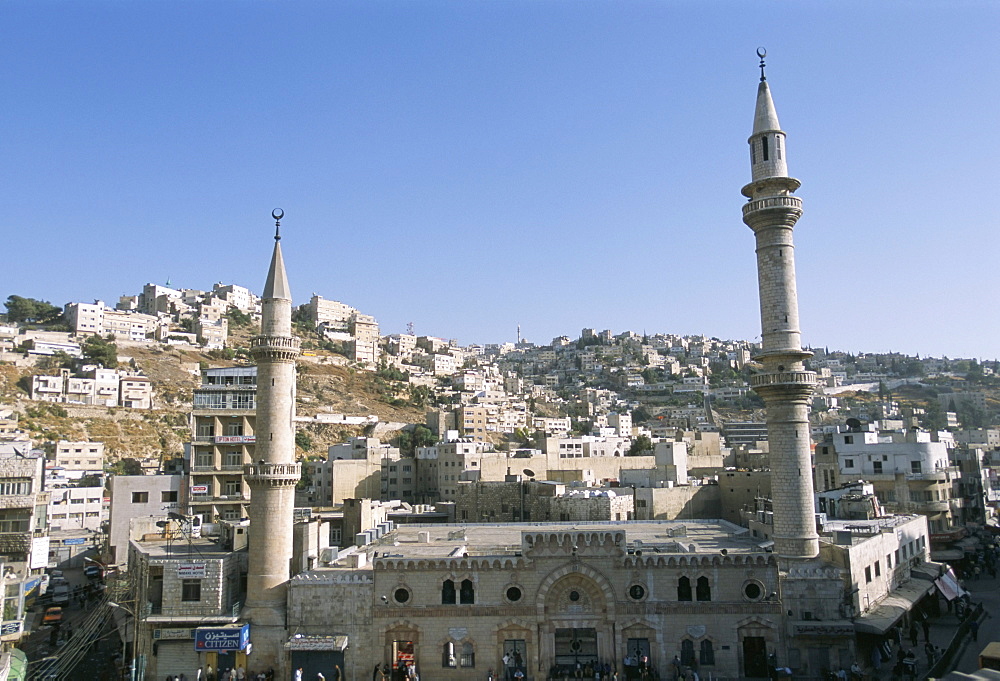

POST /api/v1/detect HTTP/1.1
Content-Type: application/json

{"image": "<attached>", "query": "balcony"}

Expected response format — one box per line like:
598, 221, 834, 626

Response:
244, 462, 301, 487
906, 467, 959, 482
749, 371, 817, 390
189, 495, 248, 504
190, 465, 246, 474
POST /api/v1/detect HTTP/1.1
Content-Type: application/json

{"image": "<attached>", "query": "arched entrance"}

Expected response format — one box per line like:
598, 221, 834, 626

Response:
537, 566, 617, 677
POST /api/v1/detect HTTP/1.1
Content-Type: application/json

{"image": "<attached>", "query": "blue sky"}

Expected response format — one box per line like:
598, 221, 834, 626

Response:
3, 1, 998, 359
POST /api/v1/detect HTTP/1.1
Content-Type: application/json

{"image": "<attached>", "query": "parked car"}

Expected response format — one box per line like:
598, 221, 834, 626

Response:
84, 565, 103, 579
42, 607, 62, 625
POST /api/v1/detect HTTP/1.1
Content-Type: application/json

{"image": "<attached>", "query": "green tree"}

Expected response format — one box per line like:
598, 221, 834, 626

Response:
225, 307, 253, 327
413, 425, 436, 448
295, 430, 314, 452
4, 295, 62, 324
626, 434, 653, 456
110, 458, 143, 476
81, 334, 118, 368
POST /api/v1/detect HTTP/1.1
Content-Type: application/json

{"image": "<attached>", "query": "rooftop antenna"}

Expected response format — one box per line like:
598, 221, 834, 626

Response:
757, 47, 767, 82
272, 208, 284, 241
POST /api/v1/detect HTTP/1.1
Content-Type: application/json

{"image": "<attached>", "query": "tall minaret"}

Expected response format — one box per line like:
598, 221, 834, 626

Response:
741, 50, 819, 560
243, 209, 301, 668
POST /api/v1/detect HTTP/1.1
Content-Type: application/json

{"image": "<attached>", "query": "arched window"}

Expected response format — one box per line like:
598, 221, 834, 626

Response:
681, 639, 695, 666
460, 578, 475, 604
677, 576, 692, 602
696, 576, 711, 602
762, 136, 770, 161
700, 640, 715, 666
775, 135, 782, 160
461, 642, 475, 668
442, 579, 456, 605
750, 140, 758, 164
443, 641, 456, 668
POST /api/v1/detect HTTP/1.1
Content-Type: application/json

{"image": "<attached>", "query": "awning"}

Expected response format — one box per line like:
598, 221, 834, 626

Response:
855, 579, 935, 635
931, 550, 965, 562
956, 537, 981, 553
934, 569, 968, 602
286, 634, 349, 652
911, 561, 945, 581
4, 648, 29, 681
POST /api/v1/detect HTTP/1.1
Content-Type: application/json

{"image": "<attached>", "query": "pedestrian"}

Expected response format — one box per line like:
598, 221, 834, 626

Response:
924, 642, 936, 667
197, 669, 203, 681
295, 669, 303, 681
372, 663, 381, 681
333, 666, 342, 681
921, 617, 930, 643
317, 673, 326, 681
972, 619, 980, 641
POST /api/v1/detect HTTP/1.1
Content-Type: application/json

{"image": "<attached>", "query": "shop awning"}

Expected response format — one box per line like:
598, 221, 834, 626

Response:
286, 634, 349, 652
3, 648, 29, 681
931, 550, 965, 562
934, 569, 968, 602
855, 579, 935, 635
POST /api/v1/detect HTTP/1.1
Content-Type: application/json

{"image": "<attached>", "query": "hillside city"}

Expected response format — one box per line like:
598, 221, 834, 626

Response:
2, 278, 1000, 680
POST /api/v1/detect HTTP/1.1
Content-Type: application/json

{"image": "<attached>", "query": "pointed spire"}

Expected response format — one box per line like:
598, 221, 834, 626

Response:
263, 209, 292, 300
753, 80, 782, 135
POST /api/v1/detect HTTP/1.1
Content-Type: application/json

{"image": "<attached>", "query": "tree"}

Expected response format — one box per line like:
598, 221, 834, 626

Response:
225, 307, 253, 327
110, 458, 143, 476
413, 425, 436, 448
4, 295, 62, 324
295, 431, 314, 452
626, 434, 654, 457
81, 335, 118, 368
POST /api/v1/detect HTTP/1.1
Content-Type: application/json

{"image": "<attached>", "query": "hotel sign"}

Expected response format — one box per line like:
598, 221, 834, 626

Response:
176, 563, 207, 578
215, 436, 256, 444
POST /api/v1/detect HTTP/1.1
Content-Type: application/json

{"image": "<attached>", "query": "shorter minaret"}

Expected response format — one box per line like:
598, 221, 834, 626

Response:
741, 50, 819, 560
242, 209, 302, 670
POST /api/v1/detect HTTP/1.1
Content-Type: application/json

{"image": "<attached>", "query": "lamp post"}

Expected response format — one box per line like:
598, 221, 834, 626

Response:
109, 600, 137, 681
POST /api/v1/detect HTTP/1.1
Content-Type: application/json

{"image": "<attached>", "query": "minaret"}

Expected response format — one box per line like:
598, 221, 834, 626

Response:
741, 50, 819, 560
243, 209, 301, 668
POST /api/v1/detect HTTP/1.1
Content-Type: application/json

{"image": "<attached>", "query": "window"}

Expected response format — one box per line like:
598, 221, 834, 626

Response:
196, 451, 213, 467
224, 481, 240, 496
161, 491, 178, 503
775, 136, 781, 160
761, 136, 769, 161
844, 458, 854, 468
226, 423, 244, 436
181, 579, 202, 602
70, 498, 85, 505
443, 642, 457, 668
865, 566, 872, 583
461, 642, 475, 668
132, 492, 149, 503
225, 450, 242, 467
393, 587, 410, 604
0, 510, 30, 533
911, 461, 922, 474
197, 423, 216, 437
681, 639, 696, 666
506, 586, 522, 603
873, 461, 883, 474
677, 576, 692, 602
460, 579, 475, 604
874, 561, 881, 577
750, 140, 757, 164
628, 584, 646, 601
442, 580, 456, 605
696, 576, 711, 602
700, 640, 715, 666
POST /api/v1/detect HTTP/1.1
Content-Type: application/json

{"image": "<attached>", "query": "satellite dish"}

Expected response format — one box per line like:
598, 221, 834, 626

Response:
523, 469, 535, 478
845, 418, 862, 433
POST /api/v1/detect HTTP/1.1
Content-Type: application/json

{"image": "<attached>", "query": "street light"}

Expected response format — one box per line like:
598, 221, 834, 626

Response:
109, 601, 137, 681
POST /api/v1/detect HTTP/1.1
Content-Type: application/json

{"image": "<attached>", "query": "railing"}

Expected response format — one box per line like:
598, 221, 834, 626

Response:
742, 195, 803, 216
749, 371, 817, 389
251, 336, 301, 350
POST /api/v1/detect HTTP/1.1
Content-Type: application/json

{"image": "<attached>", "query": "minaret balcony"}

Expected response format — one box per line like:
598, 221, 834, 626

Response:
249, 335, 301, 361
742, 195, 803, 217
244, 462, 301, 486
749, 370, 816, 390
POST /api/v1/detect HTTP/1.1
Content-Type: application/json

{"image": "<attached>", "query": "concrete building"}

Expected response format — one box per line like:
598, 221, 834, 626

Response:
49, 440, 104, 481
188, 366, 257, 522
107, 474, 183, 565
0, 448, 48, 573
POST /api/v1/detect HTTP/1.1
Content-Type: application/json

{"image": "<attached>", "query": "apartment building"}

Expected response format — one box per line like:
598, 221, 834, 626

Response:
188, 367, 257, 522
107, 474, 183, 564
65, 300, 158, 340
30, 368, 154, 408
51, 440, 104, 480
0, 450, 48, 571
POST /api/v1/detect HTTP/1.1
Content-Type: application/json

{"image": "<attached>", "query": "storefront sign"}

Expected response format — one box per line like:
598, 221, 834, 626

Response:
194, 624, 250, 651
176, 563, 207, 578
1, 621, 23, 637
154, 628, 194, 640
792, 623, 855, 636
191, 485, 209, 495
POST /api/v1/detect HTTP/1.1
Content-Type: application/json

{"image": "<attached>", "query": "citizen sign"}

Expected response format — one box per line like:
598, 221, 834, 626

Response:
194, 624, 250, 651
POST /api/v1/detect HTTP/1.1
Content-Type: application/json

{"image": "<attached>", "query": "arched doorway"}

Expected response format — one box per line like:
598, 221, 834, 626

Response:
537, 567, 617, 676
